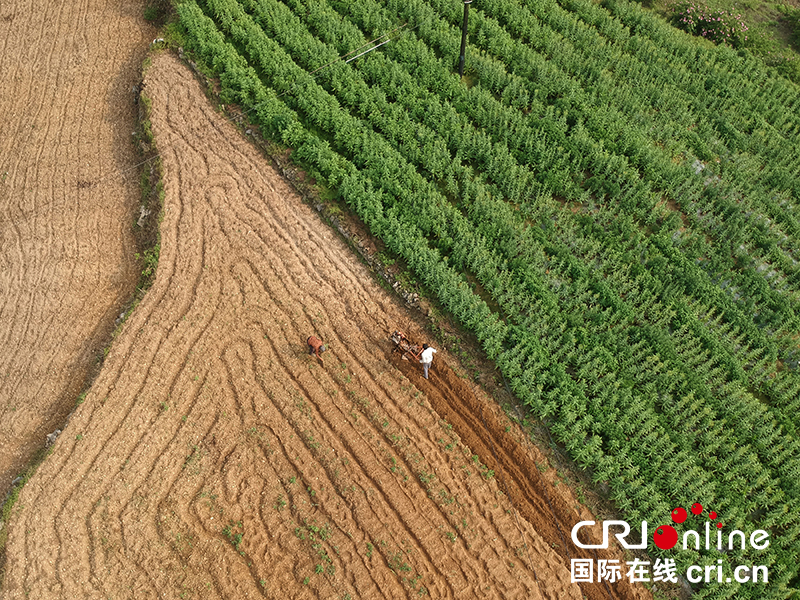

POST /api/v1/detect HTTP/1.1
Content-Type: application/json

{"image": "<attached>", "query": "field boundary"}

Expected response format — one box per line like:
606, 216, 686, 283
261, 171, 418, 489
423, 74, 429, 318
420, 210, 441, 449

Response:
167, 43, 677, 599
0, 53, 167, 593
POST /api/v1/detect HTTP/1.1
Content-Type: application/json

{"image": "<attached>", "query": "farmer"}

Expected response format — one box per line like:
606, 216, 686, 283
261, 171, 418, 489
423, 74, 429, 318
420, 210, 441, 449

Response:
307, 335, 326, 359
419, 343, 437, 379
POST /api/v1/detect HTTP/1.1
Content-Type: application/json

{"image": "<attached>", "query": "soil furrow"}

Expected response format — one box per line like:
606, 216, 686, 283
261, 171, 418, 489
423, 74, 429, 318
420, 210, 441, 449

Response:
0, 0, 153, 498
1, 52, 651, 600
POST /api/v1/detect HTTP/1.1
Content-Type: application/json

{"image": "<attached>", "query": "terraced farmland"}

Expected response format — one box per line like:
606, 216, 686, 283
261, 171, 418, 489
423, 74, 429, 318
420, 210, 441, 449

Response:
1, 52, 649, 600
3, 0, 800, 597
172, 0, 800, 596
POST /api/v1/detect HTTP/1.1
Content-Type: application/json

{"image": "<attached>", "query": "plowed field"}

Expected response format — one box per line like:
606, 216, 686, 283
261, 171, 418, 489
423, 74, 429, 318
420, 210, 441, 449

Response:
0, 0, 154, 498
1, 52, 651, 600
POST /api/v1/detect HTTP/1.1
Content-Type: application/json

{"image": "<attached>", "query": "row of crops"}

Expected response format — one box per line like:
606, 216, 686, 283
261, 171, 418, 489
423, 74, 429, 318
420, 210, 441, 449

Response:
171, 0, 800, 596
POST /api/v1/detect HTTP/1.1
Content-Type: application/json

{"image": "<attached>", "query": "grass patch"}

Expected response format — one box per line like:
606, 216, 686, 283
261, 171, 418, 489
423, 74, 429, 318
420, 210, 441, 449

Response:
648, 0, 800, 82
0, 446, 52, 588
132, 77, 164, 295
222, 520, 244, 554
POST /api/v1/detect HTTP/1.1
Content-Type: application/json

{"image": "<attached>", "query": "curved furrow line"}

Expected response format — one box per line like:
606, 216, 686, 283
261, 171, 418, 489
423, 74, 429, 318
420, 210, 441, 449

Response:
279, 338, 543, 597
116, 497, 173, 599
229, 239, 545, 596
235, 189, 390, 326
12, 3, 70, 187
140, 413, 227, 568
26, 3, 84, 336
89, 424, 204, 596
86, 360, 225, 588
215, 339, 368, 593
0, 0, 152, 500
396, 356, 639, 600
241, 402, 381, 598
5, 52, 598, 599
43, 323, 180, 479
331, 403, 536, 597
427, 367, 588, 557
177, 113, 392, 342
0, 273, 53, 401
159, 82, 215, 175
229, 248, 396, 399
108, 385, 233, 596
232, 326, 460, 596
212, 417, 351, 594
14, 322, 184, 597
0, 9, 23, 85
50, 266, 225, 497
228, 207, 379, 328
0, 11, 45, 176
289, 371, 451, 540
39, 301, 217, 588
33, 65, 219, 596
206, 366, 346, 592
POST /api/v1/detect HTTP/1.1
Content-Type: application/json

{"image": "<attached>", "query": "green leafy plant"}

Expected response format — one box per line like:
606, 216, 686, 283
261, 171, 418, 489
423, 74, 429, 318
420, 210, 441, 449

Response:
135, 245, 160, 280
670, 1, 750, 46
222, 521, 244, 552
176, 0, 800, 591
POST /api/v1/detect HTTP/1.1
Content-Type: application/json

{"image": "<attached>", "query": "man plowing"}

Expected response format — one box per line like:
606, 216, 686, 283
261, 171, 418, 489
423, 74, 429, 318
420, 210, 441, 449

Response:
390, 330, 436, 379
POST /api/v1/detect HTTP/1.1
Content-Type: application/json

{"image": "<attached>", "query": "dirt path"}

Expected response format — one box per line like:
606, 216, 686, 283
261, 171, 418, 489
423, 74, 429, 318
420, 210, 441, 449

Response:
1, 53, 651, 600
0, 0, 155, 498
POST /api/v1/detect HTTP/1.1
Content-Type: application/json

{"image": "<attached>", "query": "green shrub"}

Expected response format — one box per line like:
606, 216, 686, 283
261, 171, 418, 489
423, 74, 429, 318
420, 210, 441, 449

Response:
670, 1, 750, 47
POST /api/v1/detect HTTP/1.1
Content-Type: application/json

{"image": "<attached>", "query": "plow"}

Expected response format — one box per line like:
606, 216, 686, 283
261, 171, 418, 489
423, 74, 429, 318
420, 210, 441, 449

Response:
390, 330, 422, 361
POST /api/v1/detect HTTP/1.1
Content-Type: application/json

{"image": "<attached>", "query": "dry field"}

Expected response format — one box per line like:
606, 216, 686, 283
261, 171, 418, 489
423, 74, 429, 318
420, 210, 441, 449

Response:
1, 18, 652, 600
0, 0, 155, 499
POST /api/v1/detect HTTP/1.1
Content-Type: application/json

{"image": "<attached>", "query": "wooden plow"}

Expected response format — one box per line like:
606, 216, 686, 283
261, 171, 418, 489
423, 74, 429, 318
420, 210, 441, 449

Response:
390, 330, 422, 361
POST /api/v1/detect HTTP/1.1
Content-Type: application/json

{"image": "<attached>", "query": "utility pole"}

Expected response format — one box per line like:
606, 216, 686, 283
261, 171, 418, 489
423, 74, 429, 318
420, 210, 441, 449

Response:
458, 0, 472, 77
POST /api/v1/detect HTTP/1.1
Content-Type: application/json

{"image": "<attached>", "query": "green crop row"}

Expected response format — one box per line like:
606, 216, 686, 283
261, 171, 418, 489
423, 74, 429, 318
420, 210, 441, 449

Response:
389, 0, 800, 313
316, 0, 800, 356
177, 0, 508, 356
176, 0, 800, 596
233, 0, 794, 418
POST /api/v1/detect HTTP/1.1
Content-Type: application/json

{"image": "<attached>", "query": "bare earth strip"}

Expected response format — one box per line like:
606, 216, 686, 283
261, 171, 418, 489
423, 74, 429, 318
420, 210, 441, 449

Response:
0, 0, 155, 497
2, 53, 650, 600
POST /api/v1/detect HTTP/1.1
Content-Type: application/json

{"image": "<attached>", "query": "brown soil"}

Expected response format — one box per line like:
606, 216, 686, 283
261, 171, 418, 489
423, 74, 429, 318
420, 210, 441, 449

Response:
1, 53, 652, 600
0, 0, 156, 499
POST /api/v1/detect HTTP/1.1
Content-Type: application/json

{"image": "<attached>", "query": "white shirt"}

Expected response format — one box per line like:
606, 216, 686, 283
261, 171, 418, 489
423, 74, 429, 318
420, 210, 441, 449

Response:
420, 347, 437, 363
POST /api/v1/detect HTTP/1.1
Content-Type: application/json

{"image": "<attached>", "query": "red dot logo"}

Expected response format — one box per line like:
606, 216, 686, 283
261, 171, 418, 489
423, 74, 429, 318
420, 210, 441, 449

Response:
709, 511, 717, 520
671, 507, 688, 524
691, 502, 703, 515
654, 525, 678, 550
716, 522, 723, 529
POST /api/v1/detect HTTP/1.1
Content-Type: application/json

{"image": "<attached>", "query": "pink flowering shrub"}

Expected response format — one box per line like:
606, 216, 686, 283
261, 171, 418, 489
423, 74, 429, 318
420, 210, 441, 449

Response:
671, 1, 749, 48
